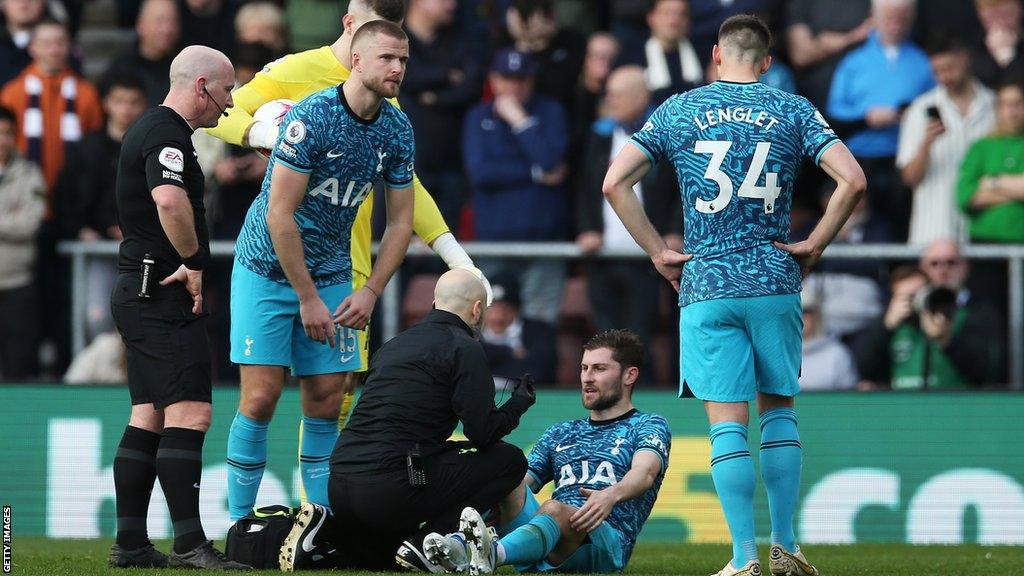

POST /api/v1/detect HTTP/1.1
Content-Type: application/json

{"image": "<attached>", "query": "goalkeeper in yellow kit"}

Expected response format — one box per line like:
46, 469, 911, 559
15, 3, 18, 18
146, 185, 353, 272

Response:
208, 0, 490, 507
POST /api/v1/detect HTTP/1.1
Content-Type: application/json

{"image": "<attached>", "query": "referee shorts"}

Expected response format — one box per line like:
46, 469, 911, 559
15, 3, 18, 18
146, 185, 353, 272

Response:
110, 272, 212, 409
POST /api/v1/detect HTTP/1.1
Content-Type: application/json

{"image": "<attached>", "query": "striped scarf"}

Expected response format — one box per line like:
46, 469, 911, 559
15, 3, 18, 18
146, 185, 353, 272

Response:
22, 73, 82, 164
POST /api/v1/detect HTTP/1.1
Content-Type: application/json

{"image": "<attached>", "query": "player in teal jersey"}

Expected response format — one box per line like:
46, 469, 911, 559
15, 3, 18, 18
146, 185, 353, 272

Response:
227, 21, 416, 521
603, 14, 866, 576
419, 330, 671, 574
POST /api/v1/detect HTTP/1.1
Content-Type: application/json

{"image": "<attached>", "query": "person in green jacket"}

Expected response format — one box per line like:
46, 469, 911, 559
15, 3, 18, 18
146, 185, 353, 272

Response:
957, 79, 1024, 243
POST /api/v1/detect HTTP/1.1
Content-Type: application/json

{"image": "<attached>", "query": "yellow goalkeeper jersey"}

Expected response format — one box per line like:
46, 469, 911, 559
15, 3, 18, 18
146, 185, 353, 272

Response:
206, 45, 450, 278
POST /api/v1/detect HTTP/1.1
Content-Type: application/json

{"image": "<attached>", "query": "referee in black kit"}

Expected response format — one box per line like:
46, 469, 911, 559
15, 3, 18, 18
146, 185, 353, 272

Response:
108, 45, 249, 571
279, 269, 536, 572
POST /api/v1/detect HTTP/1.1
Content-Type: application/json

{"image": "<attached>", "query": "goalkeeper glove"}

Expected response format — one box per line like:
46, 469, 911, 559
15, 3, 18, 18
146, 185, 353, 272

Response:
247, 120, 279, 150
430, 233, 493, 305
465, 266, 493, 307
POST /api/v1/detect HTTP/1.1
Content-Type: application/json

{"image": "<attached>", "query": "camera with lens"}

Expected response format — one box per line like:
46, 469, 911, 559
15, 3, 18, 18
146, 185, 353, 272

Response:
912, 286, 959, 318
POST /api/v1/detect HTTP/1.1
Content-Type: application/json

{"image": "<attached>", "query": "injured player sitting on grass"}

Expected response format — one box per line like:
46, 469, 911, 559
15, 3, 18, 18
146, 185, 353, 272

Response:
421, 329, 672, 574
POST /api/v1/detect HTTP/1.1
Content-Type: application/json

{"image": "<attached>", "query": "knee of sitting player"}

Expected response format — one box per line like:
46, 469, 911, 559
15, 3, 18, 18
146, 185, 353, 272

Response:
537, 499, 575, 532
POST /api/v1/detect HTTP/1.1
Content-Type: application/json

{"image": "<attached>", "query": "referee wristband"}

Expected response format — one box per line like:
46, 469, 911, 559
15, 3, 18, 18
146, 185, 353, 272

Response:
182, 247, 209, 271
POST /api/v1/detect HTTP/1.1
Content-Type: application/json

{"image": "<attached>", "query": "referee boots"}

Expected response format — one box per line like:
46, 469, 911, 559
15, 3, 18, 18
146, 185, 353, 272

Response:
108, 543, 169, 568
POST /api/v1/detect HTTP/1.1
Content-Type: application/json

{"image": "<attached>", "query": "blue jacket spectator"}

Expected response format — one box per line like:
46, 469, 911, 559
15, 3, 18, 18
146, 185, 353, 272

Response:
463, 52, 569, 241
825, 0, 934, 241
463, 48, 570, 327
827, 29, 935, 158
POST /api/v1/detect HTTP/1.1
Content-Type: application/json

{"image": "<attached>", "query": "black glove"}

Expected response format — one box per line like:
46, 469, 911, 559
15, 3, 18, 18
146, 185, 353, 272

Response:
507, 373, 536, 411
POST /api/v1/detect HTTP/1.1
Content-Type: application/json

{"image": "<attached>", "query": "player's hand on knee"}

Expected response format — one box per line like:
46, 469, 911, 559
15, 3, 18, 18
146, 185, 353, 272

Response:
300, 297, 336, 346
652, 248, 691, 292
570, 487, 617, 533
332, 288, 377, 330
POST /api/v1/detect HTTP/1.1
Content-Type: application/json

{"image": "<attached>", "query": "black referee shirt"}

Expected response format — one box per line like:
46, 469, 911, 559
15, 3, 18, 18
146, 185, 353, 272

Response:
332, 309, 532, 474
116, 105, 209, 282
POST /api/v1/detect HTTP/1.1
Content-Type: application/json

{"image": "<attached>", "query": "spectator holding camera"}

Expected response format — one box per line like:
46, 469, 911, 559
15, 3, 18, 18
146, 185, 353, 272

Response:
401, 0, 484, 231
855, 246, 1003, 390
503, 0, 586, 116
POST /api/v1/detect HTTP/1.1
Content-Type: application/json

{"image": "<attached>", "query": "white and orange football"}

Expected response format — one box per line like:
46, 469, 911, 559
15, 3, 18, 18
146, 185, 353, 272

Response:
252, 98, 295, 158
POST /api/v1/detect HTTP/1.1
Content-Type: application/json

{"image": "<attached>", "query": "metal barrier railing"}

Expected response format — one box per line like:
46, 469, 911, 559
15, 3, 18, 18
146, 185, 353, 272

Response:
58, 241, 1024, 388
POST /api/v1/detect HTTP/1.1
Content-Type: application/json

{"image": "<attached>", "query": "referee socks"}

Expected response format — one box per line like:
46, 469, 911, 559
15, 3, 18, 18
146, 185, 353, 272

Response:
759, 408, 802, 553
710, 421, 758, 568
227, 412, 268, 521
113, 425, 161, 550
299, 415, 338, 509
156, 427, 208, 554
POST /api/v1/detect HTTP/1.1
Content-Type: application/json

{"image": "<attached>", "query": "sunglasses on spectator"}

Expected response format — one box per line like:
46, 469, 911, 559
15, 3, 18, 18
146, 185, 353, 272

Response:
924, 258, 962, 268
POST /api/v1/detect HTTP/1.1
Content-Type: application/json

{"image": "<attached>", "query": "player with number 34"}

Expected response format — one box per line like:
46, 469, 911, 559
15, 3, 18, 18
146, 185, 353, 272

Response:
602, 14, 866, 576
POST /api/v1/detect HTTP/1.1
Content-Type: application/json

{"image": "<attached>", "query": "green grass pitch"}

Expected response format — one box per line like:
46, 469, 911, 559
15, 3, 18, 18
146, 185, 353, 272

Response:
7, 538, 1024, 575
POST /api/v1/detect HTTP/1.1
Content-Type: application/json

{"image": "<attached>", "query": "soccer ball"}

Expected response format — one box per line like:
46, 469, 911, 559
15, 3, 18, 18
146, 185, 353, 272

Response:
252, 98, 295, 158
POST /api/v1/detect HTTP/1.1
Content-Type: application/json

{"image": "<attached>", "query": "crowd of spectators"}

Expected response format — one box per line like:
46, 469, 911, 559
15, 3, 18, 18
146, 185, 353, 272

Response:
0, 0, 1020, 390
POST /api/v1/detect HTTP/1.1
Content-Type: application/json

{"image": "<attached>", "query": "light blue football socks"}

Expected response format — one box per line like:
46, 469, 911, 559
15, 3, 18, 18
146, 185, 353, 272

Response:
226, 412, 269, 521
710, 421, 758, 568
299, 415, 338, 509
497, 513, 562, 566
759, 408, 802, 552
